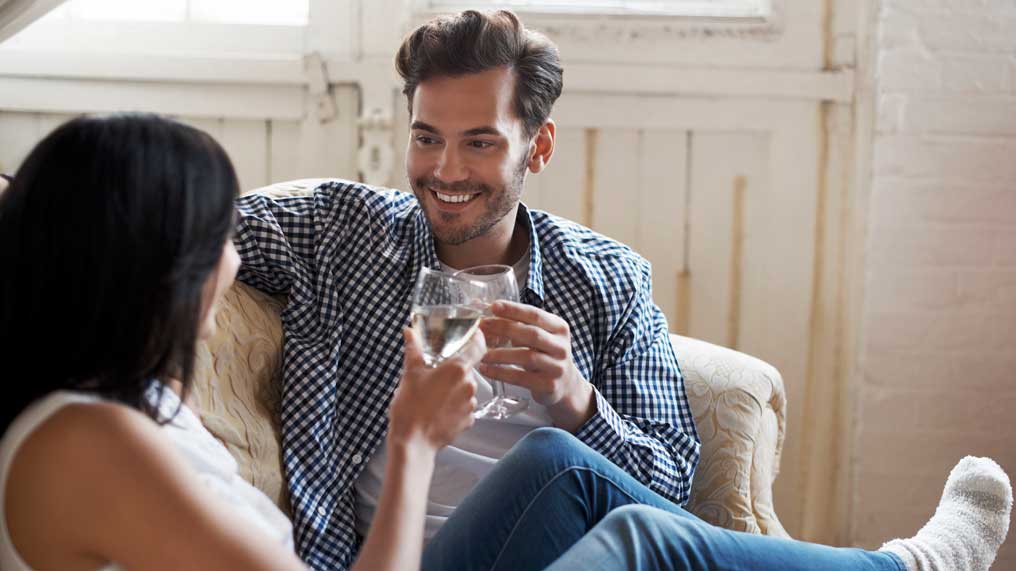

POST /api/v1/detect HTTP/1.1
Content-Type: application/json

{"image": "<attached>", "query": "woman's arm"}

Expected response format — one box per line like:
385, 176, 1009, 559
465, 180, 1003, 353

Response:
351, 328, 485, 571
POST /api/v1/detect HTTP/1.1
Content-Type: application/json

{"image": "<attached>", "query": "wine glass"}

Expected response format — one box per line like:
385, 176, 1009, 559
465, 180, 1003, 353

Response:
453, 264, 530, 420
410, 267, 486, 367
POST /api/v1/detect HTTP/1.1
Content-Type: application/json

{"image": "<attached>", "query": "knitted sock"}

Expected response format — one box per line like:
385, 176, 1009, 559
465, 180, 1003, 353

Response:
879, 457, 1012, 571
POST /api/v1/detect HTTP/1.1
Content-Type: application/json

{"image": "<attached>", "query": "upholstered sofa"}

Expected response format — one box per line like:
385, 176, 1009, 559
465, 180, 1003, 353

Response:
189, 180, 791, 541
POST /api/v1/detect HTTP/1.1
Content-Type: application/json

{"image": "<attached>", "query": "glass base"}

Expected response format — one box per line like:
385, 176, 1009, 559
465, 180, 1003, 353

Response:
474, 396, 529, 420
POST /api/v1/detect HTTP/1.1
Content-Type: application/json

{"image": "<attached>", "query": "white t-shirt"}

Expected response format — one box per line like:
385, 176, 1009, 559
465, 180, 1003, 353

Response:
354, 251, 555, 540
0, 388, 294, 571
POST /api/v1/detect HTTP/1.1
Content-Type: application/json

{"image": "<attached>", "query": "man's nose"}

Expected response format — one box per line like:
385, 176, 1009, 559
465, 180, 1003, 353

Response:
434, 147, 469, 183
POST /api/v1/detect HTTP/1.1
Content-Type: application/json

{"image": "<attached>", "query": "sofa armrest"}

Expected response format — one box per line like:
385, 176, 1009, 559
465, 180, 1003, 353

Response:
672, 334, 790, 538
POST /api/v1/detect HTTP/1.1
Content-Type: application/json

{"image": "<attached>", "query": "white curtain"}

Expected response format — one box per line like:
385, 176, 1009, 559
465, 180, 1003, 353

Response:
0, 0, 67, 43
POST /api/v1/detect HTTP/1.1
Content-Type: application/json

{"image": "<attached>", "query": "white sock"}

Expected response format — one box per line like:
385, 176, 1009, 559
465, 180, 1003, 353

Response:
879, 456, 1012, 571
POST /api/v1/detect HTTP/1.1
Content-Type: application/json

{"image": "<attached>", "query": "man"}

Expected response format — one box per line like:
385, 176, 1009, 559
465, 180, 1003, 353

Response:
235, 10, 699, 570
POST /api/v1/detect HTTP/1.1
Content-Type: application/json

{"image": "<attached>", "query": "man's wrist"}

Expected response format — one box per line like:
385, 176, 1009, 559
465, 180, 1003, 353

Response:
548, 377, 596, 433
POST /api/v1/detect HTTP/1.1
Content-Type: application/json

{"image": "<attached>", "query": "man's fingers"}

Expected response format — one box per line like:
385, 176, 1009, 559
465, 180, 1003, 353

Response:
477, 362, 544, 390
490, 301, 569, 333
482, 347, 560, 375
479, 318, 567, 359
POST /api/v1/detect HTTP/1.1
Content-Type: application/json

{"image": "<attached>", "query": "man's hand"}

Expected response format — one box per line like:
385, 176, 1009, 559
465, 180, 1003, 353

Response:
477, 301, 595, 432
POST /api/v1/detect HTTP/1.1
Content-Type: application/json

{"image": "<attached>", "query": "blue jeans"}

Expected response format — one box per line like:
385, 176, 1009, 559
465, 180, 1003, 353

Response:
422, 428, 905, 571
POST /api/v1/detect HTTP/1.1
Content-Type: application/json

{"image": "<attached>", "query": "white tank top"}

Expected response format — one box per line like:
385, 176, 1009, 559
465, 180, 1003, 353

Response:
0, 389, 294, 571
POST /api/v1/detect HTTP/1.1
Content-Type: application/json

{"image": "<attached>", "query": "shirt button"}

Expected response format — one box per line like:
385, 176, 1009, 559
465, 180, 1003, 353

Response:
351, 453, 363, 465
317, 506, 327, 517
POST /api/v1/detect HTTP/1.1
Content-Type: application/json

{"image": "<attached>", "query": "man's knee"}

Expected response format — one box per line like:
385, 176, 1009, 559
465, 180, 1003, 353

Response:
507, 427, 587, 467
604, 505, 701, 544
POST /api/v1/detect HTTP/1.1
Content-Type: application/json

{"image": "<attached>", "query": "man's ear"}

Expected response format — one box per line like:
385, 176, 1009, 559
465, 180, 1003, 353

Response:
527, 119, 556, 174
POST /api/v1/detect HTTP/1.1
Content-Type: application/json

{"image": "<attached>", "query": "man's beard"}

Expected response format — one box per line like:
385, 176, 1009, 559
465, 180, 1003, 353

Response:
412, 154, 528, 246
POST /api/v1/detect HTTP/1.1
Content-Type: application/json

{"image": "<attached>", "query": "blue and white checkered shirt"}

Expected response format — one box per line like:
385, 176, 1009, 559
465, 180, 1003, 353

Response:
234, 180, 700, 570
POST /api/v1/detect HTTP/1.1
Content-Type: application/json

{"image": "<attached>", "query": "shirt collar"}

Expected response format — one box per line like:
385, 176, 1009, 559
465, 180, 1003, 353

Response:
412, 203, 546, 306
516, 203, 546, 306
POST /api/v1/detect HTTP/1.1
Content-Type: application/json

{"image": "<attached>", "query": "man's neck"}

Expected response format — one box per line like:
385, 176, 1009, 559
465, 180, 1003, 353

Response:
436, 209, 530, 271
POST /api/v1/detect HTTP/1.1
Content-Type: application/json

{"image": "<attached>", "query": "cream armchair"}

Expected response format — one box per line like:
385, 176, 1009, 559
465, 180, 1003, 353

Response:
190, 180, 790, 540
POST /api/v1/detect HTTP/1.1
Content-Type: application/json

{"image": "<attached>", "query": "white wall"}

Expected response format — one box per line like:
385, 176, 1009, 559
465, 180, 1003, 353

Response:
854, 0, 1016, 565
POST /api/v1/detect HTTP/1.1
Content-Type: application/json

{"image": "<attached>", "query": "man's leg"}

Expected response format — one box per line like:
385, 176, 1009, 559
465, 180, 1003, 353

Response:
544, 505, 904, 571
422, 427, 700, 571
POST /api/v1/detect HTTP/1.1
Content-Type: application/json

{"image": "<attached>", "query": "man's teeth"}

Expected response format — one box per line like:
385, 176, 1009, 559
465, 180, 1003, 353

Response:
434, 191, 476, 204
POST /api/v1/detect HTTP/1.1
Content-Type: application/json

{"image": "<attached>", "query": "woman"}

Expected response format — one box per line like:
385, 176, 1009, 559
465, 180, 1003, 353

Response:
1, 115, 1009, 571
0, 114, 483, 571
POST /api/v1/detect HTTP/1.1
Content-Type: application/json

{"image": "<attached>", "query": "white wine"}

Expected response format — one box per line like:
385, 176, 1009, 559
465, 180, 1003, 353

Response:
411, 305, 482, 365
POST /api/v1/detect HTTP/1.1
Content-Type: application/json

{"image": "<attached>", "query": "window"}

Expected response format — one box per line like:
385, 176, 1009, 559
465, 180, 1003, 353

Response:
421, 0, 770, 18
47, 0, 309, 25
4, 0, 309, 58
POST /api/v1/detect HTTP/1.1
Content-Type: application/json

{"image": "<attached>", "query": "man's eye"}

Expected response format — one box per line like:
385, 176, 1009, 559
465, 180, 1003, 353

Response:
415, 136, 438, 145
469, 140, 494, 149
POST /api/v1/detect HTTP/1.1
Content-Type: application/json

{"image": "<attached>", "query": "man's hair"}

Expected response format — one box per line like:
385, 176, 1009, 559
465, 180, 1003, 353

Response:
395, 9, 564, 138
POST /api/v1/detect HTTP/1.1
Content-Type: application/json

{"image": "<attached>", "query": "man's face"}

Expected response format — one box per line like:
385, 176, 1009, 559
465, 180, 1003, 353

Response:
406, 66, 532, 246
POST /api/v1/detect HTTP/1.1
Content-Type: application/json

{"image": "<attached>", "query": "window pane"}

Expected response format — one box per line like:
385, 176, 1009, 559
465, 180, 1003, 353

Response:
423, 0, 769, 18
189, 0, 309, 25
66, 0, 187, 21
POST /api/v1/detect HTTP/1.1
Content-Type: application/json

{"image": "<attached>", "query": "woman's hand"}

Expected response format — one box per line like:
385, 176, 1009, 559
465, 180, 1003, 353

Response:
387, 327, 486, 453
354, 328, 485, 571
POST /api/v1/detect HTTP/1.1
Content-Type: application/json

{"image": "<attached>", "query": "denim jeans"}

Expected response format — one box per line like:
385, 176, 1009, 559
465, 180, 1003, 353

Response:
422, 428, 905, 571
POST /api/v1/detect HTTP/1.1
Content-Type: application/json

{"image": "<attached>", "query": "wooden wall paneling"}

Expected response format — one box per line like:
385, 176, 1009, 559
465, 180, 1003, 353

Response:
757, 109, 823, 539
179, 116, 223, 139
35, 112, 73, 141
331, 85, 359, 180
536, 126, 586, 223
221, 119, 269, 191
729, 133, 773, 360
687, 132, 742, 348
267, 120, 304, 186
0, 111, 41, 174
295, 85, 359, 181
591, 128, 640, 247
637, 129, 689, 333
0, 78, 304, 120
390, 90, 410, 191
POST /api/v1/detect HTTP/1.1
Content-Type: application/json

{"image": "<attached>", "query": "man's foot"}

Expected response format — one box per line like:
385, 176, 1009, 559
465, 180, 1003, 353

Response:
879, 457, 1012, 571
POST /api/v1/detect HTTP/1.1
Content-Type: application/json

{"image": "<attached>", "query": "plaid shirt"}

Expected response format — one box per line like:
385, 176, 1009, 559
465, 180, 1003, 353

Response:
234, 180, 700, 570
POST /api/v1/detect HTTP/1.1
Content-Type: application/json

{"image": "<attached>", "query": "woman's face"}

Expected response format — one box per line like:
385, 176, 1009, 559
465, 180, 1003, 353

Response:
197, 239, 240, 340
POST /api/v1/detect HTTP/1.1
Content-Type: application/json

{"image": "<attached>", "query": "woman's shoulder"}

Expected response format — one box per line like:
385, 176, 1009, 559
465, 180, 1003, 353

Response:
5, 396, 179, 569
14, 395, 165, 467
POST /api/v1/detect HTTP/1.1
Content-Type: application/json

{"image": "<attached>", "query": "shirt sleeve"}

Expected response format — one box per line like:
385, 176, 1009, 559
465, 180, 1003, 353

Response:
233, 191, 321, 296
572, 261, 701, 505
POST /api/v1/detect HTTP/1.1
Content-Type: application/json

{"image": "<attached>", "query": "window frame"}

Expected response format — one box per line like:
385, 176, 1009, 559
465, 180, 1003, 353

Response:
418, 0, 773, 20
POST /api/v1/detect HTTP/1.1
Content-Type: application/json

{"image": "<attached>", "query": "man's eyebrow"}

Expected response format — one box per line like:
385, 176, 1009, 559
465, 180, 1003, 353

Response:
410, 121, 439, 133
462, 126, 502, 137
410, 122, 504, 137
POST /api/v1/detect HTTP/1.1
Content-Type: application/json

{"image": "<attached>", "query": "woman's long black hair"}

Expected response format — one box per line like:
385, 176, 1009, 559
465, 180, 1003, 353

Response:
0, 114, 239, 434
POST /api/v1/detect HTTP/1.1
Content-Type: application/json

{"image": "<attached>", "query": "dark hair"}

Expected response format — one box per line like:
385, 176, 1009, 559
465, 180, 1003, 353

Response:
0, 114, 238, 434
395, 9, 564, 138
